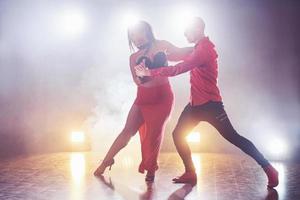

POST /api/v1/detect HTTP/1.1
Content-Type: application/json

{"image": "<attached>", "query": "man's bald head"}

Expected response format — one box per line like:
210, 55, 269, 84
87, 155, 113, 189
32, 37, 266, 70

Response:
191, 17, 205, 31
184, 17, 206, 43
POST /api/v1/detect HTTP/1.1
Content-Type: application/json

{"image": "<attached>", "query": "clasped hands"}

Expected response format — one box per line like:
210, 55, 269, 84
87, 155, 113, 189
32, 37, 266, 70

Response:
134, 60, 151, 77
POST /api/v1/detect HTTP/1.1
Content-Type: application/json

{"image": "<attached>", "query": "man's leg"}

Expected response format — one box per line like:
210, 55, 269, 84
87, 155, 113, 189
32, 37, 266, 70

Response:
172, 104, 200, 184
205, 102, 278, 188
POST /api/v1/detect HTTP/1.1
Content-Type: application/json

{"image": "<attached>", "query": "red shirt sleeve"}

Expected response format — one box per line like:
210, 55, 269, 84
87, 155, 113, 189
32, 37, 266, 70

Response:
150, 44, 208, 77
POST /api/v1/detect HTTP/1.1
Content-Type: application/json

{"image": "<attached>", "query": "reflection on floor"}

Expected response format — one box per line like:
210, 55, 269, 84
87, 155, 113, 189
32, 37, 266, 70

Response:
0, 152, 299, 200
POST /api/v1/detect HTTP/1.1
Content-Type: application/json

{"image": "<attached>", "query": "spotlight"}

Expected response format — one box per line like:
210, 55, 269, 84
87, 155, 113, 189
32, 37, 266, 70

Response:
70, 131, 90, 152
267, 138, 288, 158
170, 5, 198, 33
186, 131, 201, 143
71, 131, 85, 143
122, 12, 140, 29
58, 8, 87, 37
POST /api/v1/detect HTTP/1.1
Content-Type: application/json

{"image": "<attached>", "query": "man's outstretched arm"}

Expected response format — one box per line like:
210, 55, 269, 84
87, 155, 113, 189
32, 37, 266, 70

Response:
136, 45, 208, 77
160, 40, 193, 62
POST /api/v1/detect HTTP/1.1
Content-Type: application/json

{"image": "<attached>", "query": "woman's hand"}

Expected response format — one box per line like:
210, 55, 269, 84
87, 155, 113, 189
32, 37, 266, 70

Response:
135, 60, 151, 77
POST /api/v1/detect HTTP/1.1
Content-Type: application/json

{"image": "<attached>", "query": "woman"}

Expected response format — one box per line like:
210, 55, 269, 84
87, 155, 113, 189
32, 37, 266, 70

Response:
94, 21, 191, 181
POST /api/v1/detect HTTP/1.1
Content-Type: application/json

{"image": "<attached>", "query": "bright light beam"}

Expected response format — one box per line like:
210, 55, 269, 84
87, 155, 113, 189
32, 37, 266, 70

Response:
58, 8, 87, 37
186, 131, 201, 143
71, 131, 85, 143
169, 5, 198, 33
267, 138, 288, 158
122, 12, 140, 29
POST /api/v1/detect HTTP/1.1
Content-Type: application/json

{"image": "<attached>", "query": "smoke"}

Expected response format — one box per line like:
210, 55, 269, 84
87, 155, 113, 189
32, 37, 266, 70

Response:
0, 0, 299, 158
80, 66, 136, 152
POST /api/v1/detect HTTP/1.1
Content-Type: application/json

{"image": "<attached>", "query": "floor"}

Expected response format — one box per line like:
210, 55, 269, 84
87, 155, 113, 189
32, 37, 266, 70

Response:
0, 152, 299, 200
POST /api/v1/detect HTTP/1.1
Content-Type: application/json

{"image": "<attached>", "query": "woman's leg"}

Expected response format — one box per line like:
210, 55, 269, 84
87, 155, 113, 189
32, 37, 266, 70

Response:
94, 104, 144, 175
103, 104, 144, 161
139, 114, 165, 174
139, 99, 173, 177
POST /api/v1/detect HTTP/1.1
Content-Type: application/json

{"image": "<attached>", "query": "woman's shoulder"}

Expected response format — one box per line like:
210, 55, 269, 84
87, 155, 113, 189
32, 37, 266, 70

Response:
130, 51, 138, 59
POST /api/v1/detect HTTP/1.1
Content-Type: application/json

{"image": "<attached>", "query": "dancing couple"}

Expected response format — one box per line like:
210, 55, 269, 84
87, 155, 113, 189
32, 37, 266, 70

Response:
94, 17, 279, 188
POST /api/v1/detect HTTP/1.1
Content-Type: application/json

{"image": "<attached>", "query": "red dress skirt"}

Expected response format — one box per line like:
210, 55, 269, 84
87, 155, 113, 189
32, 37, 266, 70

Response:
134, 83, 174, 173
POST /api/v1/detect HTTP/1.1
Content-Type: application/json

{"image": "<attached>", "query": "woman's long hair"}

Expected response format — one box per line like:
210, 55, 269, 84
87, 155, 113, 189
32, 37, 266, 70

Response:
127, 21, 156, 52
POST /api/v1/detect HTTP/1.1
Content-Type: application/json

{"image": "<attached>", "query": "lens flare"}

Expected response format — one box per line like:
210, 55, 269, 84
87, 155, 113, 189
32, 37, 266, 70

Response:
71, 131, 85, 143
186, 131, 201, 143
122, 12, 140, 29
58, 8, 87, 37
267, 138, 288, 158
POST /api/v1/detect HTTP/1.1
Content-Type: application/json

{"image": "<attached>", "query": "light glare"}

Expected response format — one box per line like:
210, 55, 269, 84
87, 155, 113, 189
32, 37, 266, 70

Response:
186, 131, 201, 143
71, 131, 85, 143
267, 138, 288, 158
122, 12, 140, 29
58, 8, 87, 37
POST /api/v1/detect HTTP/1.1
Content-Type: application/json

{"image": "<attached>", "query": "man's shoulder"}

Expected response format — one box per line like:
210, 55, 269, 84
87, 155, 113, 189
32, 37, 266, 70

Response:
200, 37, 215, 47
192, 37, 218, 62
195, 37, 215, 53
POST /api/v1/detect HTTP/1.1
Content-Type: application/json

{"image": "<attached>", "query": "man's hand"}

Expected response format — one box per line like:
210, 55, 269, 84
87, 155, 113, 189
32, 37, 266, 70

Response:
135, 60, 151, 77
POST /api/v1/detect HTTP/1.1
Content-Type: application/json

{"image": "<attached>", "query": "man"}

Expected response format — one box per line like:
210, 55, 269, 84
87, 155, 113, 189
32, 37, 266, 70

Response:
135, 17, 279, 188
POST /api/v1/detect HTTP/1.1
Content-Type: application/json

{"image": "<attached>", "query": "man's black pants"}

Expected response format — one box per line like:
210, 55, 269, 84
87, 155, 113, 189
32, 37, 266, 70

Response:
172, 101, 269, 172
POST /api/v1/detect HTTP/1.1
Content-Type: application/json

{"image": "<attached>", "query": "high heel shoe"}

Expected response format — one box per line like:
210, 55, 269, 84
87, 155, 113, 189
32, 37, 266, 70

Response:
145, 171, 155, 182
94, 159, 115, 176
